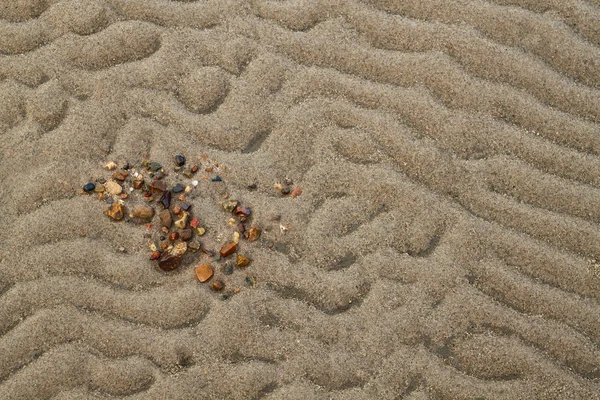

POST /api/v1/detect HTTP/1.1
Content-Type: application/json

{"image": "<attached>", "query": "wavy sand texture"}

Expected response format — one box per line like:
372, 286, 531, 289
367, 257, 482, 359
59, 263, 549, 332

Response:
1, 0, 600, 398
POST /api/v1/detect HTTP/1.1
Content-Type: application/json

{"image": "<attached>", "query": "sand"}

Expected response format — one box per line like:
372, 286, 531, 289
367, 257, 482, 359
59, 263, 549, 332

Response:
1, 0, 600, 398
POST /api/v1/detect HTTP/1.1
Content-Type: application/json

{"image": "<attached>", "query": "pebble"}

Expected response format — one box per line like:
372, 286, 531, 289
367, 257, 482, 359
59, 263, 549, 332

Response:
180, 202, 191, 211
291, 186, 303, 198
97, 178, 106, 184
247, 183, 257, 190
154, 172, 164, 180
169, 232, 179, 241
222, 262, 234, 275
195, 227, 206, 236
113, 171, 128, 181
192, 180, 199, 187
219, 242, 237, 257
123, 162, 131, 170
150, 251, 161, 260
284, 177, 293, 186
247, 226, 261, 242
211, 175, 222, 182
83, 182, 95, 192
158, 254, 180, 271
184, 185, 192, 194
233, 231, 240, 244
133, 205, 154, 219
190, 218, 200, 228
171, 242, 187, 256
175, 154, 186, 167
107, 197, 114, 204
222, 199, 239, 213
105, 162, 117, 170
191, 165, 198, 173
172, 184, 184, 193
105, 181, 122, 195
159, 209, 172, 228
107, 203, 124, 221
180, 228, 192, 241
280, 186, 291, 195
245, 276, 256, 287
160, 191, 172, 209
188, 241, 201, 252
195, 264, 213, 282
149, 180, 166, 193
174, 211, 189, 229
212, 280, 224, 291
149, 162, 162, 171
237, 223, 246, 233
234, 206, 251, 221
236, 254, 250, 267
133, 179, 144, 190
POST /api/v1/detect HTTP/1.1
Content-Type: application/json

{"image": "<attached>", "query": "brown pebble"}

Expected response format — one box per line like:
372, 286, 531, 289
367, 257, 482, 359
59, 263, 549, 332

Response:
237, 223, 245, 233
113, 171, 128, 181
236, 254, 250, 267
281, 186, 291, 195
205, 166, 213, 172
179, 228, 192, 241
173, 204, 182, 215
120, 193, 128, 199
159, 209, 172, 228
291, 186, 302, 198
161, 242, 168, 250
169, 232, 179, 241
247, 226, 261, 242
191, 165, 198, 173
107, 203, 124, 221
212, 279, 224, 291
195, 264, 213, 282
158, 254, 180, 271
105, 181, 122, 195
219, 242, 237, 257
133, 179, 144, 190
133, 205, 154, 219
149, 180, 166, 193
150, 251, 161, 260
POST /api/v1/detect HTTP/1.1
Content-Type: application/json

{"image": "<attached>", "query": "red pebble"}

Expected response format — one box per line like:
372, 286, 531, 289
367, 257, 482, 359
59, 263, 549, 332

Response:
190, 218, 200, 228
150, 251, 161, 260
144, 192, 152, 197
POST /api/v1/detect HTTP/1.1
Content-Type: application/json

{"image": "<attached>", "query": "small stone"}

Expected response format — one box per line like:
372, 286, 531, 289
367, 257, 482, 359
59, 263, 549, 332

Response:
160, 191, 172, 209
174, 211, 189, 229
219, 242, 237, 257
291, 186, 303, 198
192, 180, 199, 187
188, 241, 201, 252
158, 254, 180, 271
245, 276, 256, 287
149, 162, 162, 172
154, 172, 164, 180
211, 175, 222, 182
213, 253, 221, 261
195, 264, 213, 282
284, 177, 293, 186
107, 197, 114, 204
233, 231, 240, 244
159, 209, 172, 228
205, 166, 213, 173
105, 162, 117, 170
149, 180, 166, 193
190, 218, 200, 228
191, 165, 198, 173
133, 205, 154, 219
234, 206, 251, 221
247, 183, 257, 190
107, 203, 124, 221
222, 262, 234, 275
195, 227, 206, 236
212, 280, 224, 291
169, 232, 179, 241
222, 199, 239, 213
113, 171, 128, 181
248, 226, 261, 242
150, 251, 161, 260
236, 254, 250, 267
180, 228, 192, 241
175, 154, 186, 167
118, 247, 126, 253
123, 162, 131, 170
237, 223, 245, 233
133, 179, 144, 190
105, 181, 122, 195
120, 193, 128, 199
281, 186, 291, 195
181, 202, 191, 211
171, 242, 187, 256
172, 184, 184, 193
178, 194, 185, 201
97, 178, 106, 184
184, 185, 192, 194
83, 183, 95, 192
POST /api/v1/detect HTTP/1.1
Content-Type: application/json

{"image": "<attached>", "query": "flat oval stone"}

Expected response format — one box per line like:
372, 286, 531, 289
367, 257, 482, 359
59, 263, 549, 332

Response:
83, 182, 95, 192
105, 181, 122, 195
133, 205, 154, 219
172, 183, 184, 193
149, 180, 166, 193
158, 254, 180, 271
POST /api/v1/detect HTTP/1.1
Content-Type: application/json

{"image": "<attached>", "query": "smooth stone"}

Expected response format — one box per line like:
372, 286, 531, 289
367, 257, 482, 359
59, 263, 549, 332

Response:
149, 162, 162, 171
93, 183, 105, 193
105, 181, 122, 195
133, 205, 154, 219
219, 242, 237, 257
172, 183, 184, 193
158, 254, 180, 271
159, 209, 172, 228
179, 228, 192, 241
83, 183, 95, 192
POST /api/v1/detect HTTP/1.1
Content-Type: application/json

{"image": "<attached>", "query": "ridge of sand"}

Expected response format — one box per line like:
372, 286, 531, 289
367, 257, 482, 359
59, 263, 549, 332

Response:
1, 0, 600, 398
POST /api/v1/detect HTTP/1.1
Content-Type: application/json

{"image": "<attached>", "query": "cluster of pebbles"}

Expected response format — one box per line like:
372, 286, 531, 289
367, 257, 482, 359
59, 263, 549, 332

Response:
81, 154, 262, 292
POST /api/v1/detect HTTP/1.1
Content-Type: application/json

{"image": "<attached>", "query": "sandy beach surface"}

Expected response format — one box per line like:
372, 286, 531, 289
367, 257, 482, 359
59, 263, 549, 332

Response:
1, 0, 600, 398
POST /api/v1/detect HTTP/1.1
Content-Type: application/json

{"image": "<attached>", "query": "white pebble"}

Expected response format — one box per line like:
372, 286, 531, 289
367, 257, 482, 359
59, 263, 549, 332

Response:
192, 180, 199, 187
129, 187, 134, 192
